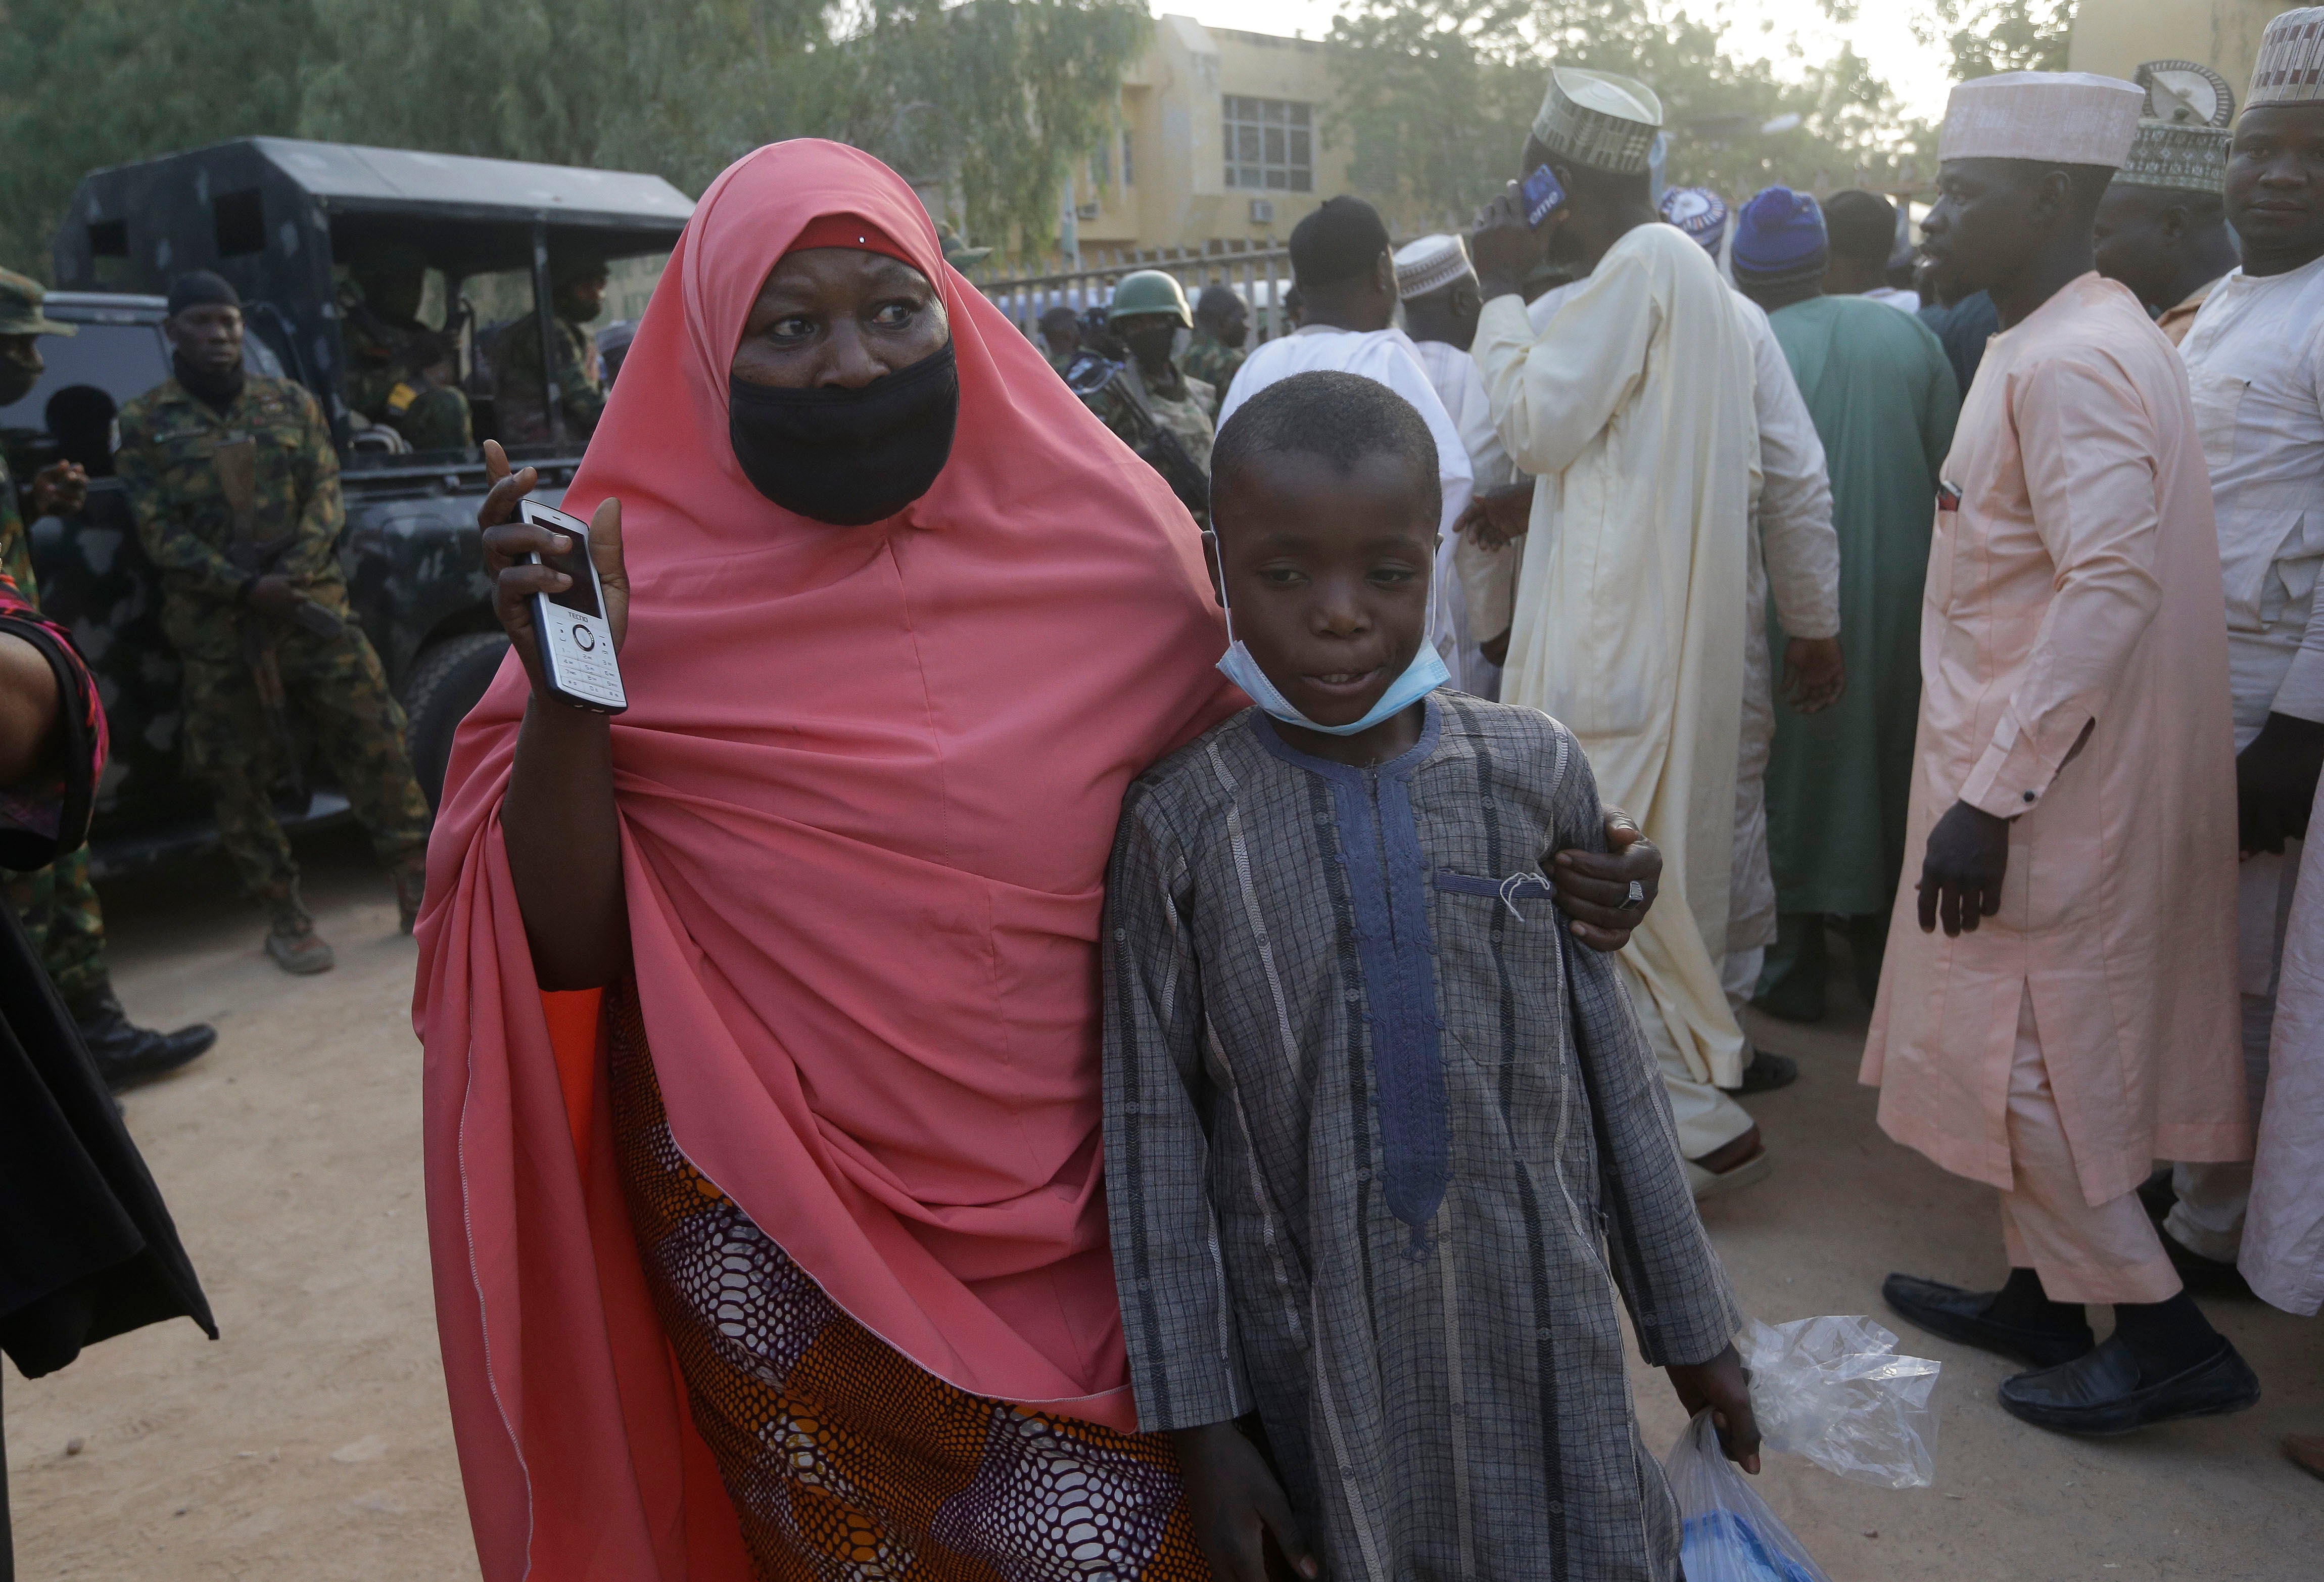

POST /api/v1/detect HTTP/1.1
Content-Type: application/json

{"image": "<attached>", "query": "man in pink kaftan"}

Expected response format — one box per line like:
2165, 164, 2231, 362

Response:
1866, 70, 2259, 1436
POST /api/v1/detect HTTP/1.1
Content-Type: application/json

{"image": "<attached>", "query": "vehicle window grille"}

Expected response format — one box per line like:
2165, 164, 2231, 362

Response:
214, 190, 265, 257
87, 221, 128, 258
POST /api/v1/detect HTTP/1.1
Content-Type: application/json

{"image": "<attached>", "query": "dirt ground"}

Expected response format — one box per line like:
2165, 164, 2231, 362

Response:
5, 827, 2320, 1580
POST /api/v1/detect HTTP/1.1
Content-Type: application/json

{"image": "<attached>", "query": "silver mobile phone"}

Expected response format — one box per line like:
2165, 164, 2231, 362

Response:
517, 498, 627, 714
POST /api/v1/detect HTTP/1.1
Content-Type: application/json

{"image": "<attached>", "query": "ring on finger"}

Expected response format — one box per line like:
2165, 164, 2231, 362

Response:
1619, 879, 1646, 911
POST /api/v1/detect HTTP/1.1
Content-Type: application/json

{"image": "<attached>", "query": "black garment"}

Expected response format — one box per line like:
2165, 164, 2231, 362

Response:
170, 350, 245, 415
1918, 291, 2000, 403
0, 612, 213, 1571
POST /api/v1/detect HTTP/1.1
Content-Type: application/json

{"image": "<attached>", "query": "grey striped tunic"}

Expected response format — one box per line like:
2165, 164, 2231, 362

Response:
1102, 691, 1740, 1581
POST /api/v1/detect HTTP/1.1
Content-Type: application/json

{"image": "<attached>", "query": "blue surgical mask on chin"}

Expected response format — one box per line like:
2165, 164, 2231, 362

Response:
1209, 535, 1449, 736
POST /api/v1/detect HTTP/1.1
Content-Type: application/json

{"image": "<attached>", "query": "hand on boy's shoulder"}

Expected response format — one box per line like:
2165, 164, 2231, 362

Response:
1551, 805, 1660, 952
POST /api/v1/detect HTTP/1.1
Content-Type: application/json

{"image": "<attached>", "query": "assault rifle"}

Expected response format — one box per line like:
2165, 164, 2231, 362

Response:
1067, 356, 1211, 521
214, 436, 346, 809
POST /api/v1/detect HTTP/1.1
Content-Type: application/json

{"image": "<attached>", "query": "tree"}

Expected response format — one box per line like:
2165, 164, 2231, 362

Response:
0, 0, 318, 271
1326, 0, 1933, 231
0, 0, 1148, 275
1916, 0, 2074, 82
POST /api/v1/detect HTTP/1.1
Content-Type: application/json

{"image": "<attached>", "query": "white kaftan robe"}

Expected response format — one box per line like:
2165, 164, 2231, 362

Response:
1408, 335, 1517, 697
1476, 222, 1760, 1108
1725, 294, 1841, 1006
2168, 254, 2324, 1261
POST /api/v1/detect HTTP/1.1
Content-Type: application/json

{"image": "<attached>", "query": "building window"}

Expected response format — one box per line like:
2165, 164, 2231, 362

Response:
1222, 97, 1312, 192
1090, 138, 1111, 191
1122, 128, 1135, 187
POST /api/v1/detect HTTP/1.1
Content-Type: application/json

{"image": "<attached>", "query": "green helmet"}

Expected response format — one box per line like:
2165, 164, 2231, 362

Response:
1107, 269, 1192, 328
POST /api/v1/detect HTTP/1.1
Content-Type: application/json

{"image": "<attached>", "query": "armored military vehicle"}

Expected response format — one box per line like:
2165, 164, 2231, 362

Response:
1, 136, 690, 868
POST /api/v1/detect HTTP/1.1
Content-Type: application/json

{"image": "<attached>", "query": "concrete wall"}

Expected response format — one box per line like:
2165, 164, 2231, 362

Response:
2068, 0, 2284, 103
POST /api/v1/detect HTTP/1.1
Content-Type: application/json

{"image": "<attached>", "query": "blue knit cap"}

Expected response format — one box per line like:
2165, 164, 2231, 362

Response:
1731, 185, 1828, 284
1657, 187, 1729, 254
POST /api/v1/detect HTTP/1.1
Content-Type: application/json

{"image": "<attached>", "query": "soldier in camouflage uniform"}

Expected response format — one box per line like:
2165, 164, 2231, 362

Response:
490, 254, 608, 447
1076, 270, 1216, 501
0, 267, 217, 1085
1180, 283, 1249, 401
341, 242, 474, 453
116, 272, 432, 975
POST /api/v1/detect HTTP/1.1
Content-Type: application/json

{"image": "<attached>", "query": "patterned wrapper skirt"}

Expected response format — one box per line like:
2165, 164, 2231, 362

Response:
606, 991, 1211, 1580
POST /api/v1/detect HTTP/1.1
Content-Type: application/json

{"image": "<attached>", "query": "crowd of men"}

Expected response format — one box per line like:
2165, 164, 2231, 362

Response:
1037, 15, 2324, 1450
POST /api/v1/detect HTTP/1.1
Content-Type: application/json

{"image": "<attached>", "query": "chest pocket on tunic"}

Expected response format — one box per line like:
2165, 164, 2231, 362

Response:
2189, 366, 2249, 475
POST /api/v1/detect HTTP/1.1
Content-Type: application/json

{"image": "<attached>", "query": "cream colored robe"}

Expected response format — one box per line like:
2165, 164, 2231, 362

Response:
1862, 275, 2246, 1204
1474, 222, 1760, 1088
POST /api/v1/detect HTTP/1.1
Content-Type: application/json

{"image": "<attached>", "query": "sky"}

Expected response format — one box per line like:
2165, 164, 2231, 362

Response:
1162, 1, 1956, 121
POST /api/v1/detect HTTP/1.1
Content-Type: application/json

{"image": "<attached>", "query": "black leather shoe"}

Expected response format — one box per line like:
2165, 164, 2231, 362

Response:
73, 993, 217, 1092
1881, 1273, 2095, 1369
1723, 1050, 1798, 1095
1999, 1334, 2261, 1435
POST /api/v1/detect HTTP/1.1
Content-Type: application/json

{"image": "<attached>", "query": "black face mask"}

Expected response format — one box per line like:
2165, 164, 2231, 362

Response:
728, 343, 959, 526
173, 350, 245, 414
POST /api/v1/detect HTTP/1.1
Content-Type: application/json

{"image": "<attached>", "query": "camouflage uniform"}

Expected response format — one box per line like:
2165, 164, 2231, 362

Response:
1080, 363, 1217, 475
114, 375, 432, 930
343, 301, 473, 452
1179, 332, 1246, 403
0, 452, 108, 1005
491, 314, 604, 446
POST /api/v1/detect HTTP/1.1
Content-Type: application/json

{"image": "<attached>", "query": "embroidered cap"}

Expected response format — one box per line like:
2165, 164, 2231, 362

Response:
1657, 187, 1730, 254
1392, 234, 1475, 300
1531, 68, 1663, 176
2115, 59, 2234, 195
1938, 71, 2144, 167
2251, 8, 2324, 106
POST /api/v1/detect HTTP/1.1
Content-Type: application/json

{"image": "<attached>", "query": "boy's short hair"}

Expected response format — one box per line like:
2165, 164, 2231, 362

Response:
1211, 370, 1441, 526
1289, 197, 1391, 289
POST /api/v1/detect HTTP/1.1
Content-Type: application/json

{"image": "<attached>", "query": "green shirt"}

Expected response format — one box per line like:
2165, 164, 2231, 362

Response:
1762, 295, 1961, 915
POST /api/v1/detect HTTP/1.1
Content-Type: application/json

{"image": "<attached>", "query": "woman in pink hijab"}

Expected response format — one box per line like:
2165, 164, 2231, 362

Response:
418, 140, 1659, 1580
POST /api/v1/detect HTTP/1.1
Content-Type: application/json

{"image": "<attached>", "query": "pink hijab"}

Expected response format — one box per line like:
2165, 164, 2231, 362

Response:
415, 141, 1234, 1578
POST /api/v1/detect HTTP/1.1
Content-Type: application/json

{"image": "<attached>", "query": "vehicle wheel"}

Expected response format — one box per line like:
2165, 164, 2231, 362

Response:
402, 631, 511, 811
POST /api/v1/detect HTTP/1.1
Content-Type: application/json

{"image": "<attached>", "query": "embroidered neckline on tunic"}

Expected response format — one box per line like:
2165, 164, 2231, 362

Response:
1251, 698, 1451, 1235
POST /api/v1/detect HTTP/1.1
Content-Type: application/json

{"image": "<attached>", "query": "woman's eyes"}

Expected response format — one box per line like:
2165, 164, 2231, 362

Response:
763, 300, 923, 340
1368, 566, 1418, 586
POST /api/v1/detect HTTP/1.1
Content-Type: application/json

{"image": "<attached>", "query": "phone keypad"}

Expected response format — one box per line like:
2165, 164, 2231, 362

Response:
555, 616, 625, 706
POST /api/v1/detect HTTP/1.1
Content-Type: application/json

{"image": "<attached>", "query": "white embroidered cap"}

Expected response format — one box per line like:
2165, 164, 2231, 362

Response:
1531, 68, 1662, 176
1938, 71, 2144, 167
2251, 8, 2324, 106
1393, 234, 1474, 300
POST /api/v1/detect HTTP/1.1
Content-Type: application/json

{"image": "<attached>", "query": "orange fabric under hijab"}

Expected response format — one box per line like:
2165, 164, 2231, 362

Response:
414, 139, 1235, 1581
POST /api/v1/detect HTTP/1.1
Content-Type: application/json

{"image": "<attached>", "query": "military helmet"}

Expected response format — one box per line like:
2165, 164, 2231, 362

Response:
0, 267, 75, 338
1107, 269, 1192, 328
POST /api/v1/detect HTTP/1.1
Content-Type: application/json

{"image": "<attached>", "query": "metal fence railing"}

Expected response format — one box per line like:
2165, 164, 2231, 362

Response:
975, 246, 1297, 343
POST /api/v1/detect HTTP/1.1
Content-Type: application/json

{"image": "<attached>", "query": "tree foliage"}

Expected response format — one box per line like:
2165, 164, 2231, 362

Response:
1327, 0, 1933, 231
0, 0, 1151, 274
1915, 0, 2074, 82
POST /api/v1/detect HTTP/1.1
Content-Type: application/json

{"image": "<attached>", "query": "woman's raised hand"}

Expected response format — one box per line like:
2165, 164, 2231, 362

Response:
478, 439, 630, 700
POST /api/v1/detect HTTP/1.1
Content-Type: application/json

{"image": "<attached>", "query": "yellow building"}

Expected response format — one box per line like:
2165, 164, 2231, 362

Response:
1062, 16, 1358, 260
2069, 0, 2285, 99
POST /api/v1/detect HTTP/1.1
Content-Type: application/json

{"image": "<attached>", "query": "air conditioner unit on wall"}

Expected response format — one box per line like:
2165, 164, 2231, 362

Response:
1076, 203, 1100, 221
1248, 199, 1275, 224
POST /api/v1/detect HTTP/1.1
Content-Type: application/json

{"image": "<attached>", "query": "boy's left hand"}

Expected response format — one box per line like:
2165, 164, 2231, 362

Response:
1551, 805, 1659, 951
1665, 1343, 1761, 1473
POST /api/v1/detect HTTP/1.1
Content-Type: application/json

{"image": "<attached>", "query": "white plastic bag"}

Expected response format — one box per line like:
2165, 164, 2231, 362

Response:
1666, 1410, 1833, 1582
1738, 1314, 1942, 1490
